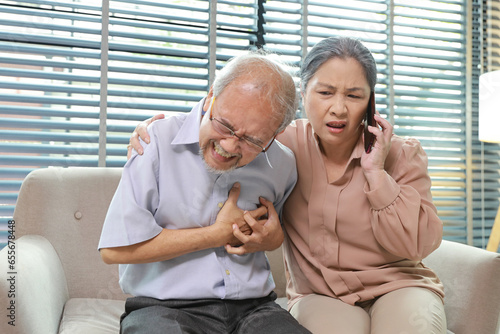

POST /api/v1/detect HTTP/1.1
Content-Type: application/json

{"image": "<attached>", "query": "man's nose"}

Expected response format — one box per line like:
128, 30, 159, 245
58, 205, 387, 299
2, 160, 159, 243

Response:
219, 136, 241, 154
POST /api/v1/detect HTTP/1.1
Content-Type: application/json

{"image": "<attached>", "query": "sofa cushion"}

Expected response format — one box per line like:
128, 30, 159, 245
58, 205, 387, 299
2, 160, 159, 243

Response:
58, 298, 124, 334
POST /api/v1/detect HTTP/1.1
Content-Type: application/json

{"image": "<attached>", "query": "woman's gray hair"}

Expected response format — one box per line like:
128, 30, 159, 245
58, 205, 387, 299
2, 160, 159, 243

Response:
300, 36, 377, 93
212, 51, 298, 134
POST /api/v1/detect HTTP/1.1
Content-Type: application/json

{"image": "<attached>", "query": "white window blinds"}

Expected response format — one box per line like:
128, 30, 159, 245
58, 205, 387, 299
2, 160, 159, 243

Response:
0, 0, 260, 246
263, 0, 470, 244
1, 0, 497, 249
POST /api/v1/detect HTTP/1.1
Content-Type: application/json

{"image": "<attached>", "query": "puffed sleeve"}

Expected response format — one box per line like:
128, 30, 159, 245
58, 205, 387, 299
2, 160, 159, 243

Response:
365, 136, 443, 261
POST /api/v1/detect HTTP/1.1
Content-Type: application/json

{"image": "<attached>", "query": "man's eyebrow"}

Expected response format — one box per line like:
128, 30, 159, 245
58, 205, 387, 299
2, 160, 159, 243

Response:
245, 135, 264, 146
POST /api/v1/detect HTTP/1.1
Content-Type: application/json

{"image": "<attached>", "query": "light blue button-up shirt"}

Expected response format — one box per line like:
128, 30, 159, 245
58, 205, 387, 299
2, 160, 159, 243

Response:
98, 99, 297, 300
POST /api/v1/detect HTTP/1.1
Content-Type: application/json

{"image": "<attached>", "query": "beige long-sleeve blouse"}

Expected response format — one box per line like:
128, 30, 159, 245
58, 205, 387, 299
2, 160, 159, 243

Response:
277, 119, 444, 308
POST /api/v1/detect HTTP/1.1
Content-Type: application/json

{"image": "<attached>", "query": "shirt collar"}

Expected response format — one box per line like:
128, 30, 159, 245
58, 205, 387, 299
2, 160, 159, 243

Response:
171, 98, 206, 146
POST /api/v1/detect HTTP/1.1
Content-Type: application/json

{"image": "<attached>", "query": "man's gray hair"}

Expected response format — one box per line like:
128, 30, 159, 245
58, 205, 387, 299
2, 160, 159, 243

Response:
300, 36, 377, 94
212, 51, 298, 134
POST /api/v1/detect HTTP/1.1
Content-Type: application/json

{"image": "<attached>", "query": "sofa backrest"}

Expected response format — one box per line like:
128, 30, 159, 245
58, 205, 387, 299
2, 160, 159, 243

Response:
14, 167, 126, 300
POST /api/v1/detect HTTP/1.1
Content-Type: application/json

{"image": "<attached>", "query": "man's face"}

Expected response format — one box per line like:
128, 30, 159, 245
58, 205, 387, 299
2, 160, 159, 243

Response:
199, 79, 280, 173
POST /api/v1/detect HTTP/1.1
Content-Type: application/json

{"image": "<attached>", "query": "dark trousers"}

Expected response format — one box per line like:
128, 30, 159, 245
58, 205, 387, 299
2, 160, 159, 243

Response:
120, 292, 311, 334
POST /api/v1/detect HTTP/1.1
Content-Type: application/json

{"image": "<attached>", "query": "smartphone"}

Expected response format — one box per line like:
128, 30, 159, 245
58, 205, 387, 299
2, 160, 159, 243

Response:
364, 92, 376, 153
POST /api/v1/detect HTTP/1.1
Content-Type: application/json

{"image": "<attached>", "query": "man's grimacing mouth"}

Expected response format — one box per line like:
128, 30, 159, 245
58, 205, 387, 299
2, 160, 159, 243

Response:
213, 141, 238, 159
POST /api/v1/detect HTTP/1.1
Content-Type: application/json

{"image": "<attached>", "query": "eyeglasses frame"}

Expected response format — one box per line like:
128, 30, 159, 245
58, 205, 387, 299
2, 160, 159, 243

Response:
208, 96, 276, 153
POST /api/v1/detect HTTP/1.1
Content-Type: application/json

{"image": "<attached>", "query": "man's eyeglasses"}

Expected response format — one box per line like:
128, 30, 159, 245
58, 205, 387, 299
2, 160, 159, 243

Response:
208, 96, 275, 154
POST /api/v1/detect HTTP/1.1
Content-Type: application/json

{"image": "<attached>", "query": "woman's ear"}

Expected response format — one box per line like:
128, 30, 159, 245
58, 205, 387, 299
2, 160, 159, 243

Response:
299, 84, 305, 104
299, 84, 307, 117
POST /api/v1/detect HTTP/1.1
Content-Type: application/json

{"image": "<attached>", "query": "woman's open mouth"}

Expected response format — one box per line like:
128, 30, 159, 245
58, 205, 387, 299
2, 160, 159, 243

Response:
326, 121, 346, 134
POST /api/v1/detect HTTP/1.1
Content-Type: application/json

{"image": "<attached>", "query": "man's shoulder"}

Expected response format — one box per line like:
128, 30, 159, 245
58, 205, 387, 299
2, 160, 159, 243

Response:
147, 113, 189, 140
265, 140, 297, 182
272, 139, 296, 161
150, 113, 187, 130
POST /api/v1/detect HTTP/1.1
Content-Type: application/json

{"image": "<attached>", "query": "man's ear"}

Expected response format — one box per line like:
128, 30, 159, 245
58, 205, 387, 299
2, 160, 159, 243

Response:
203, 87, 214, 112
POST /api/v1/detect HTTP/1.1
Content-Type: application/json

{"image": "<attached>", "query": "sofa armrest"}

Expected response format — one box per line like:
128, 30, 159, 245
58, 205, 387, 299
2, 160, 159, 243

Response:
423, 240, 500, 334
0, 235, 69, 334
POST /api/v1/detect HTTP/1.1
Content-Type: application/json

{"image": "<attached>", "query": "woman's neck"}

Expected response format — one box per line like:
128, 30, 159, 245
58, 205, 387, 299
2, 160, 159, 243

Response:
318, 127, 362, 165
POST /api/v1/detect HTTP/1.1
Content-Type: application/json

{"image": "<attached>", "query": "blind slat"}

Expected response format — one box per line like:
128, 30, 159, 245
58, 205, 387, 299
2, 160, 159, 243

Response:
0, 0, 493, 249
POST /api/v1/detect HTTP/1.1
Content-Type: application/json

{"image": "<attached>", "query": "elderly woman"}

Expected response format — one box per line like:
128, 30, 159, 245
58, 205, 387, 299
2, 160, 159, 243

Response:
277, 36, 446, 334
129, 36, 447, 333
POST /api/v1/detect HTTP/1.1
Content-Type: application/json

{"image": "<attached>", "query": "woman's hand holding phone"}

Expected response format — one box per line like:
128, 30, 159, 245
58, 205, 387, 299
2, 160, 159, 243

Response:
361, 94, 393, 186
364, 92, 376, 153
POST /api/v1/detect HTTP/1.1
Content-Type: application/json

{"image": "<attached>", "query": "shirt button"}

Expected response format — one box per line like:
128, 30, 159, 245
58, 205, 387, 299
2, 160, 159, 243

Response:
218, 202, 223, 208
225, 270, 230, 275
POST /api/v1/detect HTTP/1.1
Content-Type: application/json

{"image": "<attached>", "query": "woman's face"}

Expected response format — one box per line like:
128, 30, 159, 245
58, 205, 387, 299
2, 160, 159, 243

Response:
302, 57, 371, 151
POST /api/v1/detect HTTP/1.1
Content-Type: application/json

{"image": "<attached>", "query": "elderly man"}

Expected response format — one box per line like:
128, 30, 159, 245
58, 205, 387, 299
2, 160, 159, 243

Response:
98, 52, 310, 334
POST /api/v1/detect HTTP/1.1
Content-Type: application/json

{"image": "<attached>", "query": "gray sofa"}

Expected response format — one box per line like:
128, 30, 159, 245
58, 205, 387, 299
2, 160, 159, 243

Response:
1, 167, 499, 334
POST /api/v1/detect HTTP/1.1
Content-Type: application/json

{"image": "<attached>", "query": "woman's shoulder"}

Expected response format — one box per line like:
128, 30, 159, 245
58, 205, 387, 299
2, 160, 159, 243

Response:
390, 135, 425, 155
386, 135, 428, 172
279, 119, 312, 146
284, 118, 311, 132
